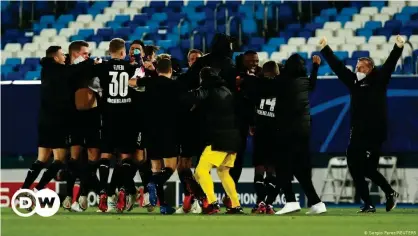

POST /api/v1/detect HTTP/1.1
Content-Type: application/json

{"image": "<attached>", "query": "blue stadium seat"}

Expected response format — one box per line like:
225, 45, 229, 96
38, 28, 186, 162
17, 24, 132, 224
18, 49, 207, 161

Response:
242, 19, 257, 35
90, 35, 104, 45
91, 1, 109, 10
364, 21, 382, 30
180, 40, 190, 49
114, 27, 131, 40
250, 37, 264, 46
400, 27, 413, 37
376, 28, 393, 39
352, 50, 370, 59
350, 1, 368, 9
318, 65, 332, 75
52, 23, 66, 32
188, 12, 206, 21
106, 21, 122, 29
78, 29, 95, 38
336, 15, 351, 25
238, 5, 255, 19
56, 14, 73, 25
133, 14, 149, 25
168, 1, 183, 8
356, 29, 373, 40
97, 28, 114, 41
114, 15, 131, 24
40, 15, 55, 25
405, 20, 418, 29
24, 58, 40, 70
340, 7, 358, 16
305, 23, 324, 32
24, 71, 41, 80
169, 47, 184, 61
70, 35, 86, 41
143, 40, 154, 46
6, 72, 22, 81
334, 51, 349, 61
141, 7, 155, 15
206, 0, 223, 9
132, 26, 150, 36
345, 58, 358, 68
298, 30, 312, 40
403, 57, 414, 74
278, 4, 293, 22
394, 13, 411, 24
402, 6, 418, 15
262, 45, 277, 56
370, 1, 386, 9
17, 37, 32, 45
187, 0, 204, 8
150, 1, 166, 9
1, 65, 13, 76
18, 65, 32, 75
5, 58, 21, 67
287, 23, 302, 32
384, 20, 402, 30
314, 16, 328, 24
152, 13, 168, 22
321, 8, 337, 17
394, 65, 402, 74
157, 40, 174, 49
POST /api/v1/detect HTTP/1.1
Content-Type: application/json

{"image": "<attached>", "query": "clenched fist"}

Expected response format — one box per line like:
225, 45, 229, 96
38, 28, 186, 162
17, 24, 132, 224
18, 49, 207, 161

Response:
312, 55, 321, 65
395, 35, 405, 48
319, 36, 328, 49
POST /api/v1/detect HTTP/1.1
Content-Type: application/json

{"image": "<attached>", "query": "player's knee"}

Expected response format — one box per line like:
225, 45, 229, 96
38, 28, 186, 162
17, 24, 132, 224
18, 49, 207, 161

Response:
217, 166, 230, 178
134, 149, 146, 162
161, 167, 174, 176
264, 172, 276, 185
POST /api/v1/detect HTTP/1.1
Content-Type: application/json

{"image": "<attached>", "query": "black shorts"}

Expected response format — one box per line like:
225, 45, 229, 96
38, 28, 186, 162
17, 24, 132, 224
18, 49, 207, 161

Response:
69, 108, 101, 148
101, 113, 138, 154
252, 129, 279, 167
178, 116, 204, 158
145, 131, 179, 160
38, 117, 69, 149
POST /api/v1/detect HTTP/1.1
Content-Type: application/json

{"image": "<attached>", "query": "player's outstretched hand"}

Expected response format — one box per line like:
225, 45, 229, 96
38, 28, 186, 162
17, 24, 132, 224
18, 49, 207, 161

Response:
312, 55, 321, 65
128, 78, 138, 88
395, 35, 405, 48
319, 36, 328, 49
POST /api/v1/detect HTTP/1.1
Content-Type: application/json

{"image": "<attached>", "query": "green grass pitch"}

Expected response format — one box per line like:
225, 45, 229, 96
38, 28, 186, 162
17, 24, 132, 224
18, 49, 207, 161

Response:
1, 207, 417, 236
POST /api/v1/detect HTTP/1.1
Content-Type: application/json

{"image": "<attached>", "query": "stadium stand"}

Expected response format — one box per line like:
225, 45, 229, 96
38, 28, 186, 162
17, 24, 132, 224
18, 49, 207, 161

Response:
1, 0, 418, 80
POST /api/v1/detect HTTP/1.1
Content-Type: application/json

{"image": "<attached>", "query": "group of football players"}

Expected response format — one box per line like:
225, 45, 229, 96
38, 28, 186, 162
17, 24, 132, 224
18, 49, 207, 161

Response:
19, 32, 404, 215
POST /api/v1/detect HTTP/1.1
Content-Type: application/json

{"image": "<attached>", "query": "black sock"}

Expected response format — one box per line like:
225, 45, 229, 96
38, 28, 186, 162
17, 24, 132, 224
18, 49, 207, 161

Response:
22, 160, 46, 189
254, 173, 266, 204
98, 158, 110, 194
120, 159, 136, 194
178, 168, 192, 196
66, 158, 78, 197
160, 167, 174, 184
265, 172, 278, 205
138, 161, 151, 193
86, 160, 100, 194
35, 160, 64, 190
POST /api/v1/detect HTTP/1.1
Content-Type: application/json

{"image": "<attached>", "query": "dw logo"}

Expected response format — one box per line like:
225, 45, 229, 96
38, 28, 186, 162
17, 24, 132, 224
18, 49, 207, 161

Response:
11, 189, 60, 217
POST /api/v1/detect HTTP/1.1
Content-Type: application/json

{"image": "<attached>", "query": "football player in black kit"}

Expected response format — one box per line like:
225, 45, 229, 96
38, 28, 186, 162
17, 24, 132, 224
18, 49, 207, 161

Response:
64, 40, 102, 212
92, 38, 141, 213
128, 59, 179, 215
247, 61, 280, 214
20, 46, 96, 207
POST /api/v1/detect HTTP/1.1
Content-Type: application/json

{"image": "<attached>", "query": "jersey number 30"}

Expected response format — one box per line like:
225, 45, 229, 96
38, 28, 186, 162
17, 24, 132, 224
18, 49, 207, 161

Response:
109, 71, 129, 97
259, 98, 276, 111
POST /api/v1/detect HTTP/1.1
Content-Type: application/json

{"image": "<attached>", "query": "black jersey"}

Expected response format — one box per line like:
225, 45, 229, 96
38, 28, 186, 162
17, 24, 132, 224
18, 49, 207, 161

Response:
93, 59, 139, 114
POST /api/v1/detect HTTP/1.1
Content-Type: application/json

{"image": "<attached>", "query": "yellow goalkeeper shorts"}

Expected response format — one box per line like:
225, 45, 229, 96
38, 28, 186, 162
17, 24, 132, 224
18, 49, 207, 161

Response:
199, 145, 236, 168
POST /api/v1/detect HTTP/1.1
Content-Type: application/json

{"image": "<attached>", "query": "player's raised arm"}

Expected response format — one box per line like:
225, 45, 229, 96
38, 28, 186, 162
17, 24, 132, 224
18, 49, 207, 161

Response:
319, 36, 356, 89
309, 55, 320, 91
379, 35, 404, 85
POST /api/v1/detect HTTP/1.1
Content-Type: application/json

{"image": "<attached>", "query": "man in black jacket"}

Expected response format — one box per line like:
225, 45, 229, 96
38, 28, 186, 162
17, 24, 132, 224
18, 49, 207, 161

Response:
320, 35, 404, 213
187, 67, 244, 215
272, 54, 326, 215
21, 46, 94, 196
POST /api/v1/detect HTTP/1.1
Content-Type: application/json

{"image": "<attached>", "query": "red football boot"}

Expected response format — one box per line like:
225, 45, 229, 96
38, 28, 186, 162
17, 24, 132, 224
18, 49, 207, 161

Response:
182, 194, 193, 213
98, 193, 108, 212
222, 196, 232, 210
116, 189, 126, 213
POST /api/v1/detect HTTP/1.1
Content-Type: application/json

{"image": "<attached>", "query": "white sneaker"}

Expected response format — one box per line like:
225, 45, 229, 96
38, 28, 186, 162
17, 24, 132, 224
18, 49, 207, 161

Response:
126, 194, 136, 212
71, 202, 84, 212
175, 207, 186, 214
275, 202, 301, 215
63, 196, 72, 210
141, 192, 150, 207
190, 200, 202, 214
306, 202, 327, 215
78, 196, 88, 211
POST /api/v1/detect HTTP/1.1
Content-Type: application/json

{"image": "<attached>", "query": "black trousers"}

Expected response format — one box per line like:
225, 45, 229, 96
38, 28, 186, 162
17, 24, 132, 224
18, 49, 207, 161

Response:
275, 133, 321, 206
230, 125, 248, 184
346, 138, 394, 206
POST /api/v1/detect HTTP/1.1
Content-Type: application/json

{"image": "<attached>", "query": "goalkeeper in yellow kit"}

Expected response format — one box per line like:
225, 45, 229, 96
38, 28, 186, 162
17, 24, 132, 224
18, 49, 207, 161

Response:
184, 67, 244, 214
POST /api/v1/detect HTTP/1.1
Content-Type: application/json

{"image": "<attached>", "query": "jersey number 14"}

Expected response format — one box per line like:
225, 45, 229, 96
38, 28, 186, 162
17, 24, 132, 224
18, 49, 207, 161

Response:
259, 98, 276, 111
109, 71, 129, 97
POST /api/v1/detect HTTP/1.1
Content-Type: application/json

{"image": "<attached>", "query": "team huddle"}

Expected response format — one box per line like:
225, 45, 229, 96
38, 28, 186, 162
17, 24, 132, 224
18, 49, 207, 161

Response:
19, 32, 405, 215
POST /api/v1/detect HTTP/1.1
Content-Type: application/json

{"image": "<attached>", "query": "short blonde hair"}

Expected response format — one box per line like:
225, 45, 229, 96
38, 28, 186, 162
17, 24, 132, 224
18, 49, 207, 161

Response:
156, 53, 171, 63
109, 38, 125, 53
